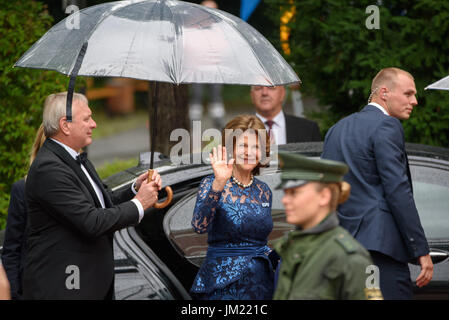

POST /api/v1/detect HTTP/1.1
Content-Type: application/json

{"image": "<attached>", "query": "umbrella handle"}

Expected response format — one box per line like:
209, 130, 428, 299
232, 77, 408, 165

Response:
147, 169, 173, 209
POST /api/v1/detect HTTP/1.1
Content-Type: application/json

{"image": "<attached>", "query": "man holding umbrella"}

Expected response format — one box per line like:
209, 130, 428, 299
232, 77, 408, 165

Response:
23, 92, 162, 299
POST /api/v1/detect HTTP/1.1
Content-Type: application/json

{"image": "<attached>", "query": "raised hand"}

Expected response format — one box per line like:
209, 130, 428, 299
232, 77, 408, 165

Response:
210, 145, 234, 192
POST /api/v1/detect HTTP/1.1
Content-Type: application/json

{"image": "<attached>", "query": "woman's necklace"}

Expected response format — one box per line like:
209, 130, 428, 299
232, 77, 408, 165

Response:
232, 174, 254, 188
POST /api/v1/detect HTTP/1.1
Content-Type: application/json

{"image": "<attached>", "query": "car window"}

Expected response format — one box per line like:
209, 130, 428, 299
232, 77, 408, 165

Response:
410, 159, 449, 239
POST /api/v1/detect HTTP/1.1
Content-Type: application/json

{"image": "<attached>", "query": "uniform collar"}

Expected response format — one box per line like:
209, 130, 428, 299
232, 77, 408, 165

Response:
274, 212, 340, 254
294, 211, 339, 235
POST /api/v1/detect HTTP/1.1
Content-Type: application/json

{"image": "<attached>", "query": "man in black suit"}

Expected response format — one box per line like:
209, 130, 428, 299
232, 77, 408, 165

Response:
251, 86, 321, 144
23, 92, 161, 299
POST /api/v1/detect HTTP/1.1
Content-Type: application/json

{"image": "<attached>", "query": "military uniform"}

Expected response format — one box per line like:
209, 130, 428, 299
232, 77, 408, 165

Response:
273, 152, 383, 300
273, 212, 380, 300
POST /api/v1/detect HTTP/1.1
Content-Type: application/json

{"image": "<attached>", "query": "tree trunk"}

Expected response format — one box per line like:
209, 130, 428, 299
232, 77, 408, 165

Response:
148, 82, 190, 158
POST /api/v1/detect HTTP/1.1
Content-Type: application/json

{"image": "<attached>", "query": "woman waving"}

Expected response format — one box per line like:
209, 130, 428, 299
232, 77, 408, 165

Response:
190, 115, 274, 300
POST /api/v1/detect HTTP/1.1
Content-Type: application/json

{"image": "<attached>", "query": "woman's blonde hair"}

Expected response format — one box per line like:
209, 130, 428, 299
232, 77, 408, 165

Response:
222, 114, 270, 175
314, 181, 351, 211
29, 123, 46, 167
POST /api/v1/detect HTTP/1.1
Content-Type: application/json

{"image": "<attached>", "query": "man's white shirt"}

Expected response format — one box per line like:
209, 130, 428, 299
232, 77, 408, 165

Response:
369, 102, 390, 116
256, 110, 287, 145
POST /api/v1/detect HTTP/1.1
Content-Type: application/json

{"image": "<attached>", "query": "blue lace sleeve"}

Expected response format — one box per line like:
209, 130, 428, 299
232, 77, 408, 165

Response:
191, 176, 222, 234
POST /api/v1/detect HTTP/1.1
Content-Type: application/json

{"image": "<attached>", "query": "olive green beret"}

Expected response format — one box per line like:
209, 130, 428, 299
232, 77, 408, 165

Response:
276, 151, 349, 189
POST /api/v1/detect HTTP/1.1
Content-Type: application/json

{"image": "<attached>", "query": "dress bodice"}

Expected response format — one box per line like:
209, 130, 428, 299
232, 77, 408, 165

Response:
190, 175, 274, 295
192, 175, 273, 246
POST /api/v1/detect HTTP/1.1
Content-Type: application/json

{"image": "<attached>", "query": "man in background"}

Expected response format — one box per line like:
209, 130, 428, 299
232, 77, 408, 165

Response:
251, 85, 321, 145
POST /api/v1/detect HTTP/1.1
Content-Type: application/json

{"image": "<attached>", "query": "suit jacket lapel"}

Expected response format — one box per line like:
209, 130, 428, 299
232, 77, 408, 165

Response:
45, 139, 106, 208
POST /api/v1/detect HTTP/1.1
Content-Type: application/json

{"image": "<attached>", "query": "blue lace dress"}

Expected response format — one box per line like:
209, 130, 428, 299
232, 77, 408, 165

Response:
190, 175, 274, 300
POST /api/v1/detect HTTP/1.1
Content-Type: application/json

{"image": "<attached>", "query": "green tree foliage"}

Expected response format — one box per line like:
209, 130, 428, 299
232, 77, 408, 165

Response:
265, 0, 449, 147
0, 1, 67, 228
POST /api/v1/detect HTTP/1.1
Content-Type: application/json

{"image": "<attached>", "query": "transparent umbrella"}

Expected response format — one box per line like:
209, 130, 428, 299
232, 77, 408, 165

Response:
14, 0, 300, 207
425, 75, 449, 91
14, 0, 299, 88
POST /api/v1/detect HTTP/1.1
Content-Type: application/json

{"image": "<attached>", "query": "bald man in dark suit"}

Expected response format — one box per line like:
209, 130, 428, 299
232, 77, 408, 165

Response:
322, 68, 433, 299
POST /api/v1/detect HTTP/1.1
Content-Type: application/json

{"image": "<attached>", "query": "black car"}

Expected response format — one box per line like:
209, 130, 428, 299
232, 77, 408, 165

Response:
1, 142, 448, 299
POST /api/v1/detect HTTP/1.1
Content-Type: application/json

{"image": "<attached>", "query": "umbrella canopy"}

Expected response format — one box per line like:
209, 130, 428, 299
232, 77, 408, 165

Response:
14, 0, 299, 86
425, 75, 449, 91
14, 0, 301, 184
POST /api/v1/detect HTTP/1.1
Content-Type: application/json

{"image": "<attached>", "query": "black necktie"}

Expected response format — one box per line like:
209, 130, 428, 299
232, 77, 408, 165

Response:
76, 152, 88, 166
265, 120, 274, 139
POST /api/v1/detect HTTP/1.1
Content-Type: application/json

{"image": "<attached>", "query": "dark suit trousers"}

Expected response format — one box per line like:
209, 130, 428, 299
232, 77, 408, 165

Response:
370, 250, 413, 300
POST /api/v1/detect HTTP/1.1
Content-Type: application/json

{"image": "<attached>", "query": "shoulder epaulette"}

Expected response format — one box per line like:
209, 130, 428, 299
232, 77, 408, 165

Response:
334, 233, 357, 254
